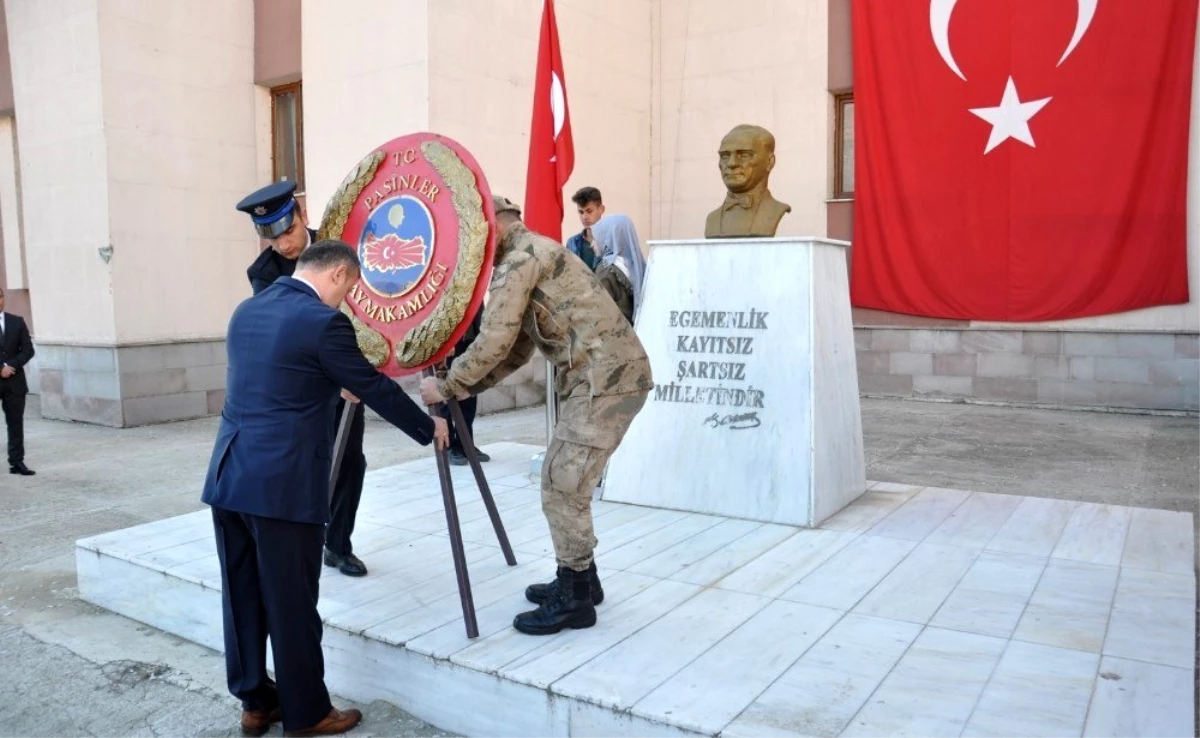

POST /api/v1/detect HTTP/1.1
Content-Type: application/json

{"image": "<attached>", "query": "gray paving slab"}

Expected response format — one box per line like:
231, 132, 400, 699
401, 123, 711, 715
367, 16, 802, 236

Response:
1, 396, 1196, 736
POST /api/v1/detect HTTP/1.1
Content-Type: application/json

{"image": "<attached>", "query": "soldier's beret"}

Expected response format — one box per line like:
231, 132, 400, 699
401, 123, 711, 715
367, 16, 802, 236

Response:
236, 180, 298, 238
492, 195, 522, 216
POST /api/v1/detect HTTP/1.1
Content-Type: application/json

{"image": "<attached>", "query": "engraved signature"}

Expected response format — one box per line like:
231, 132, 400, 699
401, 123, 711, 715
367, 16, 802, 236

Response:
703, 411, 761, 430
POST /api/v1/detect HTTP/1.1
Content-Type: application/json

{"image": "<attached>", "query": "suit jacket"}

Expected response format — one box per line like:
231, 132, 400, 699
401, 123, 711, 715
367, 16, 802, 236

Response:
246, 228, 313, 295
202, 277, 435, 525
704, 193, 791, 238
0, 312, 34, 394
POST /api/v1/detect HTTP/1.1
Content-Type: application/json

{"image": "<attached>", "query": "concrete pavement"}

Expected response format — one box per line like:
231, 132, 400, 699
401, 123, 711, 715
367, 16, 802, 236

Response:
0, 396, 1195, 736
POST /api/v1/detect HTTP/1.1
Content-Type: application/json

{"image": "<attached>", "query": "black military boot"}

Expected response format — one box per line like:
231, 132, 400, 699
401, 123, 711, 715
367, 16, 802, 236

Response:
513, 567, 597, 635
524, 561, 604, 606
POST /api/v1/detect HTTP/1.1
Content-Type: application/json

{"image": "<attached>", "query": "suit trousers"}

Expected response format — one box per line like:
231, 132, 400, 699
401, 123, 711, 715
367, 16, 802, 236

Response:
0, 380, 25, 466
211, 507, 332, 731
325, 400, 366, 556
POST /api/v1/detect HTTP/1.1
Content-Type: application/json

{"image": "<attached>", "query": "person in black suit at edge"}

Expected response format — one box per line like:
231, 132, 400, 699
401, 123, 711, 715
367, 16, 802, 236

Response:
202, 240, 449, 736
441, 310, 493, 466
236, 181, 373, 578
0, 286, 35, 476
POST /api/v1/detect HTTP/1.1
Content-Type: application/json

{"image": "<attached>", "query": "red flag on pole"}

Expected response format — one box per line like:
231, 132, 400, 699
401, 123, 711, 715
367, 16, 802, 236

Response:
524, 0, 574, 242
850, 0, 1196, 321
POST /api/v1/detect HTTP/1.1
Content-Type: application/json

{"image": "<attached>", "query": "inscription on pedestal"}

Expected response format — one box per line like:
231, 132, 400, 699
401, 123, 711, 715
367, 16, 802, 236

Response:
652, 309, 771, 430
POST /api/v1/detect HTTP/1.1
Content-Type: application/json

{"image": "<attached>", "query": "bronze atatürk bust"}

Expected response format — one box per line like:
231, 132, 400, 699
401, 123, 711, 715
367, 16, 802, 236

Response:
704, 124, 791, 238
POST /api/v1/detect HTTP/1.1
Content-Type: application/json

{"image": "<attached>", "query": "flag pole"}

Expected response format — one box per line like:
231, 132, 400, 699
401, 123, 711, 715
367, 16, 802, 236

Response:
523, 0, 571, 455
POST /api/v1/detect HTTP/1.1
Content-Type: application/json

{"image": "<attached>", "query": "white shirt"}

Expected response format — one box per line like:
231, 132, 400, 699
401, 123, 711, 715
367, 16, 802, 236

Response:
291, 275, 322, 302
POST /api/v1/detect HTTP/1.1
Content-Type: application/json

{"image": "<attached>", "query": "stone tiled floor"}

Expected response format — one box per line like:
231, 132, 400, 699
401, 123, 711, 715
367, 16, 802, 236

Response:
77, 443, 1196, 737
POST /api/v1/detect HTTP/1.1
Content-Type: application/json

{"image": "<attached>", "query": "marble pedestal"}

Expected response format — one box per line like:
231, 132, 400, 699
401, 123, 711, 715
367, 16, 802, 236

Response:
76, 445, 1197, 738
603, 237, 866, 527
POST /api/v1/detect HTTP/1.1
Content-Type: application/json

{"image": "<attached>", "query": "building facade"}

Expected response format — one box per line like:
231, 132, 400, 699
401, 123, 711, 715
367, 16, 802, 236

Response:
0, 0, 1195, 426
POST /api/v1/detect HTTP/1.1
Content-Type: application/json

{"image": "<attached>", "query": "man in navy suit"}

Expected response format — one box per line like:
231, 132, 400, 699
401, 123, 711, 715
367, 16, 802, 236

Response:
202, 240, 448, 736
237, 181, 375, 578
0, 287, 35, 476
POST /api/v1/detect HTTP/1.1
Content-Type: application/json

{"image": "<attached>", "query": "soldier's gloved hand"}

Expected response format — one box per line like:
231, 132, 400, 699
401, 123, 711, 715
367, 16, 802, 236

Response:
420, 376, 446, 405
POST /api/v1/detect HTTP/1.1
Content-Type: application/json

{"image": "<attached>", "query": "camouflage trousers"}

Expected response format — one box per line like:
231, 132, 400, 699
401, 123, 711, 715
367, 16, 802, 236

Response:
541, 390, 648, 571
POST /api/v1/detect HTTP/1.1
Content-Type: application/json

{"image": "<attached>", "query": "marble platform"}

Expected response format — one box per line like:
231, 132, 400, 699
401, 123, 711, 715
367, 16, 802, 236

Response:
77, 443, 1196, 737
604, 237, 866, 528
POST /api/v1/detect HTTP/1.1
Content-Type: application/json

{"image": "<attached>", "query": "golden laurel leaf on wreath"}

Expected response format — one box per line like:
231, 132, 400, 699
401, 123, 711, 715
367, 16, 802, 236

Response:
339, 303, 390, 368
393, 140, 488, 368
316, 149, 390, 367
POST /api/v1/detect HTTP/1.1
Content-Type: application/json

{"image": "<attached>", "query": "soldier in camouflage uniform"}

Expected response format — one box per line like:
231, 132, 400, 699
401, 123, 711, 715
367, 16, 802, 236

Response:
420, 195, 652, 636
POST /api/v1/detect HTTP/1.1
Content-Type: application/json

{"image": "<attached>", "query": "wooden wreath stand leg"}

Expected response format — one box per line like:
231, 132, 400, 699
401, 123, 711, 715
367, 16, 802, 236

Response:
422, 368, 519, 638
326, 373, 517, 638
329, 400, 357, 503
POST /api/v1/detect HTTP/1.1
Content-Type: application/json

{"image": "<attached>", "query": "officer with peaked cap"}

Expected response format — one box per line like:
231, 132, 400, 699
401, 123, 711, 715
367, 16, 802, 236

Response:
234, 181, 373, 579
236, 180, 313, 294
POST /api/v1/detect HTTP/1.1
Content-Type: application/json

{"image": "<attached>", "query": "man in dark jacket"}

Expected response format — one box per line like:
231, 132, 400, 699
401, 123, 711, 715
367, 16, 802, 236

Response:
240, 181, 310, 294
564, 186, 603, 270
0, 287, 35, 476
203, 241, 448, 736
236, 181, 373, 578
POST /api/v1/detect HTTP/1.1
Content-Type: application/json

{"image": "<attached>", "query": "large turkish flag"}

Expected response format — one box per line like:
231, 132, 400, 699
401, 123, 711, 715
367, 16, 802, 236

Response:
524, 0, 574, 243
851, 0, 1197, 321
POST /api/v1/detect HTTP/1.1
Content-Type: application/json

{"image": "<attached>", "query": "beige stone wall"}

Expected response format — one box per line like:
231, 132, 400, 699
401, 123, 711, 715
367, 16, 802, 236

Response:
0, 116, 24, 289
7, 0, 116, 344
254, 0, 302, 85
307, 0, 832, 247
301, 0, 431, 223
8, 0, 262, 424
0, 3, 14, 115
9, 0, 257, 346
652, 0, 830, 241
426, 0, 653, 243
100, 0, 259, 344
856, 327, 1198, 413
301, 0, 653, 244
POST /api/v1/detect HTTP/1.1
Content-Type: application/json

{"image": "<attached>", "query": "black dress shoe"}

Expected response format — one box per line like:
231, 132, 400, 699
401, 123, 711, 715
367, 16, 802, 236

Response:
526, 561, 604, 605
323, 549, 367, 577
447, 448, 468, 466
513, 567, 597, 635
9, 463, 34, 476
474, 448, 491, 462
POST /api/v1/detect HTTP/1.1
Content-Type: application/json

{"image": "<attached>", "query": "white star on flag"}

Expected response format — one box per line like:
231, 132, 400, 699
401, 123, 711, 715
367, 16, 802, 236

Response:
968, 77, 1052, 154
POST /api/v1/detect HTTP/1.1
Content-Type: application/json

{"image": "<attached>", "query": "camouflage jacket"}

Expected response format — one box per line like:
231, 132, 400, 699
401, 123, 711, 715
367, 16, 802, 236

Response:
437, 223, 653, 401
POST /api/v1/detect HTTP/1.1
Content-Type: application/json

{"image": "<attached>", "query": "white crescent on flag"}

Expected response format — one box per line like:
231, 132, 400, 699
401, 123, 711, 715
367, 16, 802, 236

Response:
930, 0, 966, 80
549, 71, 566, 163
1059, 0, 1098, 66
930, 0, 1098, 80
550, 71, 566, 140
